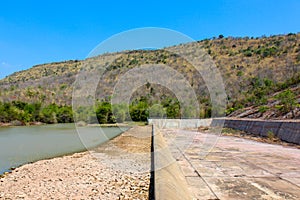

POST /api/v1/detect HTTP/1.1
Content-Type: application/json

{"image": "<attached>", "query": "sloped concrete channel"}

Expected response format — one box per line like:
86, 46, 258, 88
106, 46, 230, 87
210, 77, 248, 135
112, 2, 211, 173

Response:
150, 119, 300, 200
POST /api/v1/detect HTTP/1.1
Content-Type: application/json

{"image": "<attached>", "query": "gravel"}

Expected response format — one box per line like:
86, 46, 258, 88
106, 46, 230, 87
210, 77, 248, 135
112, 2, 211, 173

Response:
0, 126, 152, 200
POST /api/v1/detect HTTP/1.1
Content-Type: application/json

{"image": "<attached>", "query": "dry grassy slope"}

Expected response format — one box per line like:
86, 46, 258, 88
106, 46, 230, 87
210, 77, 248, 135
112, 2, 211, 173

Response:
203, 34, 300, 97
0, 33, 299, 118
228, 86, 300, 119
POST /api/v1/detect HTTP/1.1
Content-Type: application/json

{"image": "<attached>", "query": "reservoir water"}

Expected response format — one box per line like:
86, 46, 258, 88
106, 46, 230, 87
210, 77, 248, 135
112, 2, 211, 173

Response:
0, 124, 126, 174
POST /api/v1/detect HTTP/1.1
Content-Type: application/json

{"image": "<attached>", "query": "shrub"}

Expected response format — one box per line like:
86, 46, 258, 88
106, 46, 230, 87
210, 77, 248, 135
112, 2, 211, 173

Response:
263, 78, 274, 88
275, 89, 297, 113
259, 106, 269, 113
274, 105, 283, 110
226, 107, 236, 115
244, 50, 252, 57
261, 46, 277, 57
237, 71, 243, 76
267, 131, 275, 140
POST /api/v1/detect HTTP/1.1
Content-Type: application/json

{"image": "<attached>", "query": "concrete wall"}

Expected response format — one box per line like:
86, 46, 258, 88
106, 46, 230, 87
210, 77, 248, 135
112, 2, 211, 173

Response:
148, 118, 212, 129
152, 125, 192, 200
212, 118, 300, 145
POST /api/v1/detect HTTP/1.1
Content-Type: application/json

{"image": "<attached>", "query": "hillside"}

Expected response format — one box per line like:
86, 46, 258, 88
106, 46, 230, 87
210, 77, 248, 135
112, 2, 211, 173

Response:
0, 33, 300, 121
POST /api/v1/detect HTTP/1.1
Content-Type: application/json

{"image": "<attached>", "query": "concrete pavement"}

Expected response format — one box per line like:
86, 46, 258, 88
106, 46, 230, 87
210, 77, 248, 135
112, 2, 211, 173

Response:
159, 128, 300, 200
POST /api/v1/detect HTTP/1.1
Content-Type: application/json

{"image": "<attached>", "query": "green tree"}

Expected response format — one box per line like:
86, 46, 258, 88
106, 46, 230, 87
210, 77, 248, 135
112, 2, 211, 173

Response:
24, 103, 41, 121
56, 106, 73, 123
148, 104, 166, 119
275, 89, 297, 117
96, 101, 115, 124
129, 98, 149, 121
39, 104, 59, 124
162, 98, 180, 118
112, 104, 127, 123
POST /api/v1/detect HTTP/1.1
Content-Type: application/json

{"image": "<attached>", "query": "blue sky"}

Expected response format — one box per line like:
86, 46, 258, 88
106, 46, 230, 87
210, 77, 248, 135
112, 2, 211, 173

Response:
0, 0, 299, 78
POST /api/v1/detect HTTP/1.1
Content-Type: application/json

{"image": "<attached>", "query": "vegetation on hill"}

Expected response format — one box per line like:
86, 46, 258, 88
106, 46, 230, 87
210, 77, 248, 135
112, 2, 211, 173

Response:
0, 101, 73, 125
0, 33, 299, 124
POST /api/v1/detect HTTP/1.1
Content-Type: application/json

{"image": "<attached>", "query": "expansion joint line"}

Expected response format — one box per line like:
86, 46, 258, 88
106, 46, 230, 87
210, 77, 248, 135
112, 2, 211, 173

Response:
175, 145, 220, 200
234, 156, 300, 189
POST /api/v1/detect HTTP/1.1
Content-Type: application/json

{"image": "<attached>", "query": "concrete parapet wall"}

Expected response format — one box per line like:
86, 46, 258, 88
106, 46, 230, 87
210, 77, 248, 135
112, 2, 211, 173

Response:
148, 118, 212, 129
211, 118, 300, 145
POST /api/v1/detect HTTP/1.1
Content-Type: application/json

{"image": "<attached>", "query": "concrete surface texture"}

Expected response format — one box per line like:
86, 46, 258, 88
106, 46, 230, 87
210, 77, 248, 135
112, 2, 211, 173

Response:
153, 126, 192, 200
159, 128, 300, 200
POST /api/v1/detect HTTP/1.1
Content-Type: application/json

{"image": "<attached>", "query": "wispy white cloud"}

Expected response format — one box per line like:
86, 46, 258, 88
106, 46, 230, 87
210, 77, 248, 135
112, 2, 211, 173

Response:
1, 61, 7, 66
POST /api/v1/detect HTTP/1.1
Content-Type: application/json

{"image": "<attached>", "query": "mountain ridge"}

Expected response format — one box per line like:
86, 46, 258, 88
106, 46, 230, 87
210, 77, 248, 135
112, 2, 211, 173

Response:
1, 33, 299, 120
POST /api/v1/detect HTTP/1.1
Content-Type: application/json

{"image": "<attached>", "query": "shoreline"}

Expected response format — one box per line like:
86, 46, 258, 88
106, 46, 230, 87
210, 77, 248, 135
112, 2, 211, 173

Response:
0, 126, 152, 199
0, 121, 45, 127
0, 125, 133, 175
0, 121, 144, 128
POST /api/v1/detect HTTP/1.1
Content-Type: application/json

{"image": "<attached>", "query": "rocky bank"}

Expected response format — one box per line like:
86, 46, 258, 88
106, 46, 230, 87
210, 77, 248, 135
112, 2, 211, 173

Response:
0, 126, 152, 199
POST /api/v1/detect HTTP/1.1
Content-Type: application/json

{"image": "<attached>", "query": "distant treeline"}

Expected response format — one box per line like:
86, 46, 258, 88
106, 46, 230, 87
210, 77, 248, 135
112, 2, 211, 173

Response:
0, 96, 212, 125
0, 101, 73, 124
75, 96, 183, 124
73, 96, 212, 124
